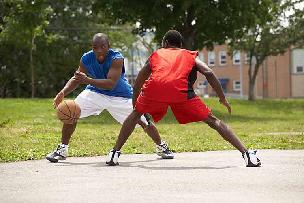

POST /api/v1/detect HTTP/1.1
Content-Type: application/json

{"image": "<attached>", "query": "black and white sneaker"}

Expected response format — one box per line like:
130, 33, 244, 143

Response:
46, 144, 68, 163
106, 149, 121, 166
242, 150, 261, 167
156, 141, 174, 159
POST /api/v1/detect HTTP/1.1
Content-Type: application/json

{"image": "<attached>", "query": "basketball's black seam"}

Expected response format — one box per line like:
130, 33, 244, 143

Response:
64, 100, 72, 117
57, 107, 71, 118
60, 117, 74, 121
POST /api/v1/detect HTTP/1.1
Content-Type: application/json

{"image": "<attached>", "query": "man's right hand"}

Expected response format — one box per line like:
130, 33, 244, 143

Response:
53, 91, 64, 108
219, 98, 232, 114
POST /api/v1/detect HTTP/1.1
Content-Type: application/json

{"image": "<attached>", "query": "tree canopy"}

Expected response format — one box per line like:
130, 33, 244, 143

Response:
0, 0, 136, 98
93, 0, 304, 100
1, 0, 303, 98
94, 0, 275, 50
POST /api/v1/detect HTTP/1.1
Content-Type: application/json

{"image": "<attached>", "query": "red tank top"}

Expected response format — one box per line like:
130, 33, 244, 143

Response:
141, 48, 198, 102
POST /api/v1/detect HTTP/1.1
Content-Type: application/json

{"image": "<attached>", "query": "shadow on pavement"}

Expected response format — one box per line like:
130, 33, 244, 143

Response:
53, 158, 236, 170
125, 165, 235, 170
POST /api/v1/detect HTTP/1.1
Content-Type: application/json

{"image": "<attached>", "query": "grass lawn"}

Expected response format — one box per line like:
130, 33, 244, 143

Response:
0, 98, 303, 162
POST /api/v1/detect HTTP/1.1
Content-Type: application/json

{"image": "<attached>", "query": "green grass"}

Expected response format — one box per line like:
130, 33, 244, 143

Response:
0, 98, 303, 162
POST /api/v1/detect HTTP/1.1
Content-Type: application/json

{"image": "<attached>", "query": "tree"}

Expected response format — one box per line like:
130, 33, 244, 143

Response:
286, 0, 304, 47
229, 0, 304, 100
93, 0, 274, 50
1, 0, 52, 98
0, 0, 138, 98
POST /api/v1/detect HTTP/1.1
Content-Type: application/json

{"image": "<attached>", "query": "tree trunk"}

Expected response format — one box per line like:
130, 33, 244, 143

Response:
30, 33, 35, 98
248, 78, 256, 101
181, 5, 195, 50
183, 36, 195, 50
248, 62, 261, 101
1, 84, 6, 98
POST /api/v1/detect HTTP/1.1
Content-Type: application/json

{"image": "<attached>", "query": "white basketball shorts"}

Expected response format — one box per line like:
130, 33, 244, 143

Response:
74, 89, 147, 125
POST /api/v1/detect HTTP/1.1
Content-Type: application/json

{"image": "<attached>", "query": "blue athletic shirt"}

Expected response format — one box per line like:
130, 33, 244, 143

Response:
81, 49, 133, 98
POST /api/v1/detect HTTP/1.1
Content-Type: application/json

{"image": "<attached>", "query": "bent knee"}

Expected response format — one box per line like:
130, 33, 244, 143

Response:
204, 114, 221, 128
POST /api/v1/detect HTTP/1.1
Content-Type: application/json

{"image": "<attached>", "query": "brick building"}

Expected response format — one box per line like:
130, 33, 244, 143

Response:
196, 45, 304, 99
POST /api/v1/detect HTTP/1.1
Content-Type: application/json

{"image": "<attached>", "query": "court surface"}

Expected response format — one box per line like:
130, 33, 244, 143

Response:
0, 150, 303, 203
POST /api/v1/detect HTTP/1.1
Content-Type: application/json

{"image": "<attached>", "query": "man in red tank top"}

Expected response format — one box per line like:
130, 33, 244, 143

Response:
106, 30, 261, 167
142, 48, 198, 102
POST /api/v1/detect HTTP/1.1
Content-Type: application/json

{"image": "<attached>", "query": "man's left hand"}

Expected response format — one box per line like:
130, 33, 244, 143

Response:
74, 71, 89, 84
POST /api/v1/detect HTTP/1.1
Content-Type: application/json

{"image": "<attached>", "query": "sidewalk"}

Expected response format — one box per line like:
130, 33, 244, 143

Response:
0, 150, 303, 203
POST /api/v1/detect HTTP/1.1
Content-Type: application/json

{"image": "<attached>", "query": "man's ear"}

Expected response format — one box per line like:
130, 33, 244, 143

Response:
163, 40, 169, 48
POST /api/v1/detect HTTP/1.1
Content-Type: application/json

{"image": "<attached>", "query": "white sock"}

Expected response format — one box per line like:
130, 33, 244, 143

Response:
160, 140, 166, 145
60, 144, 69, 149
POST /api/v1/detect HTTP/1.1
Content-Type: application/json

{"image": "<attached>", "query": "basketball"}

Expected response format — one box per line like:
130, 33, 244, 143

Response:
56, 100, 81, 124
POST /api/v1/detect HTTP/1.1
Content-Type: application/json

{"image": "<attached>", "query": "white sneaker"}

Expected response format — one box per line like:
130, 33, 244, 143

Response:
106, 149, 121, 166
242, 150, 261, 167
156, 141, 174, 159
46, 144, 68, 163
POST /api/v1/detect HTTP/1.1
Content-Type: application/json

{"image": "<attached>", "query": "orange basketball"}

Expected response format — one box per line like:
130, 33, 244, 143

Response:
56, 100, 81, 124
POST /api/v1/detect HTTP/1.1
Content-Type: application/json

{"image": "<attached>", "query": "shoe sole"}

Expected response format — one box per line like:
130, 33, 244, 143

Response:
246, 162, 261, 167
106, 161, 119, 166
156, 152, 174, 159
161, 155, 174, 159
46, 156, 66, 163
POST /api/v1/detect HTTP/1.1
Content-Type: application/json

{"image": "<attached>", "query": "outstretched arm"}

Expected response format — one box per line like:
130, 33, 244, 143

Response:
195, 57, 231, 114
53, 62, 86, 108
73, 59, 123, 90
132, 59, 152, 107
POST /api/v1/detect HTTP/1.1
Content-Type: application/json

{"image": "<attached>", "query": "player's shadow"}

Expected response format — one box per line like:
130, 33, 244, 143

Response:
56, 158, 236, 170
54, 158, 159, 167
119, 162, 235, 170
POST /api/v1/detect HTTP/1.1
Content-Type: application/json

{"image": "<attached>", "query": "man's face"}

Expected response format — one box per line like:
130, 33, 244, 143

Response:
92, 39, 109, 63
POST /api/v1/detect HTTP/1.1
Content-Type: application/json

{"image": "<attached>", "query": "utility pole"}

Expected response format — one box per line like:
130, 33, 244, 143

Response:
275, 58, 278, 98
131, 46, 135, 86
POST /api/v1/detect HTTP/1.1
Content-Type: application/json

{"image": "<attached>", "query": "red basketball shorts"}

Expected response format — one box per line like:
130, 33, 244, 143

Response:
135, 95, 211, 124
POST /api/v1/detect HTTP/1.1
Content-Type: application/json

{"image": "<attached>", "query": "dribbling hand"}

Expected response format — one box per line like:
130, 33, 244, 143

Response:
53, 91, 64, 108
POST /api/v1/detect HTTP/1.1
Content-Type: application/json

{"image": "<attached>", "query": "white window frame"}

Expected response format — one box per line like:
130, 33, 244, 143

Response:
233, 80, 241, 91
208, 51, 215, 66
219, 51, 227, 66
197, 81, 207, 88
233, 51, 241, 65
245, 52, 250, 64
292, 48, 304, 74
198, 52, 204, 62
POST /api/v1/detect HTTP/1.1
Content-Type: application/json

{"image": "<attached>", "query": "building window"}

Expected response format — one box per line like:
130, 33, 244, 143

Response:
233, 81, 241, 91
245, 52, 250, 64
219, 78, 229, 93
208, 51, 215, 66
197, 81, 207, 88
245, 53, 256, 64
219, 51, 227, 65
291, 48, 304, 74
198, 52, 204, 62
233, 51, 241, 65
296, 66, 304, 73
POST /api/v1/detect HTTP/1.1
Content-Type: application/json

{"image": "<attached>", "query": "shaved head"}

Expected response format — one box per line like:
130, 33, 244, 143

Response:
92, 33, 109, 46
92, 33, 110, 63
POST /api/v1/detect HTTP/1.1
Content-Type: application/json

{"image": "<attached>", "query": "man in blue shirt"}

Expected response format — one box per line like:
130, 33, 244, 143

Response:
46, 33, 174, 163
